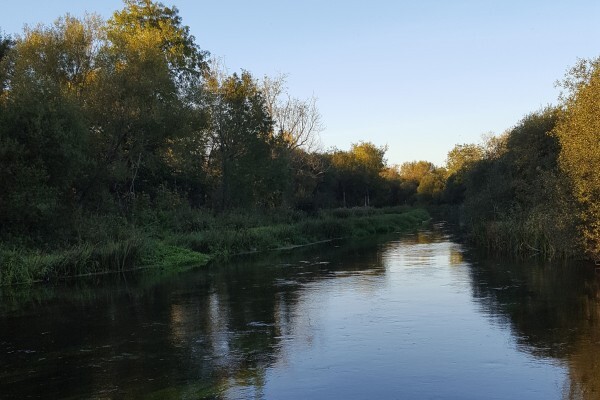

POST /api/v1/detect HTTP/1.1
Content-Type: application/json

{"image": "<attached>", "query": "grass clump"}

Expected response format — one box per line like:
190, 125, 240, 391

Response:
0, 236, 145, 285
141, 241, 210, 269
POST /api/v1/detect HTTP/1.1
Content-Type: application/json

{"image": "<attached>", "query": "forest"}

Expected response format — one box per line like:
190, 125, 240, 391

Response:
1, 0, 599, 284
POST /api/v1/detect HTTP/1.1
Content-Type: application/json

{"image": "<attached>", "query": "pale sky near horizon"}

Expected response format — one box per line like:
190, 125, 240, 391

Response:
2, 1, 599, 166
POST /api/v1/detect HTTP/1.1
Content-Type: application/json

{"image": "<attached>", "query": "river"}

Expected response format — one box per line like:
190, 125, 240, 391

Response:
1, 224, 599, 399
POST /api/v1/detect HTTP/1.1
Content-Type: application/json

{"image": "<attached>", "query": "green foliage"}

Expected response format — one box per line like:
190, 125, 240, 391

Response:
0, 3, 435, 285
443, 144, 484, 203
554, 57, 600, 260
171, 207, 429, 259
141, 241, 210, 268
107, 0, 208, 82
454, 108, 578, 259
0, 58, 89, 238
446, 143, 484, 177
416, 167, 447, 204
329, 142, 388, 207
204, 70, 279, 209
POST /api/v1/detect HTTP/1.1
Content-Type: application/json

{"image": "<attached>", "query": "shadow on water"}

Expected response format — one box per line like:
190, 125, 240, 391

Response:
0, 235, 392, 399
463, 249, 600, 400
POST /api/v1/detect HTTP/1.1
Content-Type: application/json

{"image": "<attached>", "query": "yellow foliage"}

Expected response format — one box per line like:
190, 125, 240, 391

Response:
554, 58, 600, 259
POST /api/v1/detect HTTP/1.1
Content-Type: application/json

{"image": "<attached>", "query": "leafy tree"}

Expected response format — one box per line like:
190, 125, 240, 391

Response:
107, 0, 208, 85
446, 143, 484, 177
504, 108, 560, 209
398, 161, 435, 203
330, 142, 387, 207
204, 70, 277, 209
554, 57, 600, 259
399, 160, 435, 183
81, 0, 207, 207
7, 15, 103, 101
417, 167, 447, 203
0, 19, 94, 239
444, 144, 484, 203
455, 109, 578, 257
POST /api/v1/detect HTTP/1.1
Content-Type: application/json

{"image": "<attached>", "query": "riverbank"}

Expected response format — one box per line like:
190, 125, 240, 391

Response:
0, 207, 430, 286
427, 204, 582, 261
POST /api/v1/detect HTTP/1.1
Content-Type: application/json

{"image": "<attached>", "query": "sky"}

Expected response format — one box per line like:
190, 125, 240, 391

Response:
2, 0, 600, 166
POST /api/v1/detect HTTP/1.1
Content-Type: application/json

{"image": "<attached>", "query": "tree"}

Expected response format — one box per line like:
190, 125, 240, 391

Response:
81, 0, 207, 207
445, 143, 484, 177
107, 0, 208, 85
204, 70, 277, 209
417, 167, 447, 203
399, 160, 435, 183
554, 57, 600, 259
261, 74, 325, 207
8, 15, 103, 100
504, 108, 560, 209
0, 18, 93, 239
261, 74, 323, 152
397, 160, 435, 203
330, 142, 387, 207
444, 144, 484, 203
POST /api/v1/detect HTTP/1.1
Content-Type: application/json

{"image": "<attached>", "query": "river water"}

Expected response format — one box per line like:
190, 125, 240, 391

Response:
1, 224, 599, 399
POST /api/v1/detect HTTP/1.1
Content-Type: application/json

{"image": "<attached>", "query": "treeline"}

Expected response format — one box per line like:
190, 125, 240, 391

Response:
0, 1, 426, 250
392, 59, 600, 261
2, 0, 599, 264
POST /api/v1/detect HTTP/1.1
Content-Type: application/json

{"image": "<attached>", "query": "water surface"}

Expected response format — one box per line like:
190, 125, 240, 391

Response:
1, 224, 599, 399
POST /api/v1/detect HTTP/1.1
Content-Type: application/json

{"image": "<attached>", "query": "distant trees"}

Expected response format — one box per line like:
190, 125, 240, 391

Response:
329, 142, 387, 207
399, 161, 444, 202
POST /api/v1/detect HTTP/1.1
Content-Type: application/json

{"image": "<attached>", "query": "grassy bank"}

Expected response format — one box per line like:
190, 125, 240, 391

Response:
0, 207, 430, 286
428, 204, 580, 260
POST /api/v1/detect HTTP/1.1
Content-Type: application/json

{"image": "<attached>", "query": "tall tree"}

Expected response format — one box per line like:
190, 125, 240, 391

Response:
261, 74, 325, 207
554, 58, 600, 259
204, 70, 276, 209
82, 0, 208, 206
107, 0, 208, 85
0, 21, 92, 237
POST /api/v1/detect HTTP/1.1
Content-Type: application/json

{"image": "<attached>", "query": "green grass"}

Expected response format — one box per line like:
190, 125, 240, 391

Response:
0, 236, 144, 285
141, 241, 210, 269
170, 207, 430, 258
0, 207, 429, 286
466, 213, 580, 260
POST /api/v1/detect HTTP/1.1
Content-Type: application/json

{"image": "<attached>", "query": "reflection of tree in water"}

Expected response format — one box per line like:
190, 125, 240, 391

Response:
465, 253, 600, 399
0, 236, 388, 399
164, 237, 389, 397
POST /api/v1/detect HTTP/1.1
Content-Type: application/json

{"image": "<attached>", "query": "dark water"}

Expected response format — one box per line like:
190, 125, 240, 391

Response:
2, 224, 600, 399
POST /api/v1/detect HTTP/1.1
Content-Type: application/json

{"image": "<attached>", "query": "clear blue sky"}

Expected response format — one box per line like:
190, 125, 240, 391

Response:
2, 1, 599, 166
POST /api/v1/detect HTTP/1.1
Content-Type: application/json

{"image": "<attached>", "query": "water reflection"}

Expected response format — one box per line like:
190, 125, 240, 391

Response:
464, 253, 600, 399
1, 227, 600, 399
0, 238, 387, 399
